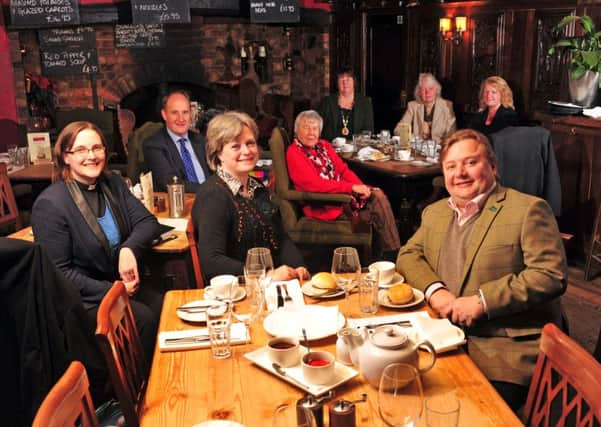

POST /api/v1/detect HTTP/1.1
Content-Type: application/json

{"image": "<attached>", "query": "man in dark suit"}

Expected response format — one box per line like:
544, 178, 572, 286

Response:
143, 90, 211, 192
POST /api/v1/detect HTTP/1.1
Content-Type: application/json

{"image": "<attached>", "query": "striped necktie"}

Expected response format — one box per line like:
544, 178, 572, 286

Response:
178, 138, 199, 183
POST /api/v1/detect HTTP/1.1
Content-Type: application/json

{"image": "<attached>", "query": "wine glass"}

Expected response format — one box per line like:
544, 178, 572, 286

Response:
378, 363, 424, 427
331, 247, 361, 299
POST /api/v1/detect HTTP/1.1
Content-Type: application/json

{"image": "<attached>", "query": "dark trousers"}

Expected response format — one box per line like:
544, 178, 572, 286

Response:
491, 380, 528, 413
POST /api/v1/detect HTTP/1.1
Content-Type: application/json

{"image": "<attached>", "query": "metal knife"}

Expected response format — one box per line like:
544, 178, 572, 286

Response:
276, 284, 284, 308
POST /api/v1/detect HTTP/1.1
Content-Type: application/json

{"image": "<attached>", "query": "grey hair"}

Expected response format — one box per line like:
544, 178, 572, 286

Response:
294, 110, 323, 135
414, 73, 442, 102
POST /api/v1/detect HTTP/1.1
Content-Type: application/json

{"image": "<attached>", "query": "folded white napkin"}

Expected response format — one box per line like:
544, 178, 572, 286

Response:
157, 217, 188, 231
583, 106, 601, 119
357, 146, 385, 161
158, 323, 249, 352
347, 312, 465, 353
265, 279, 305, 312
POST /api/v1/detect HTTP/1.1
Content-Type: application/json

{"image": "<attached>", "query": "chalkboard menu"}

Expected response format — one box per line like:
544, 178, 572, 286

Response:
250, 0, 300, 23
131, 0, 191, 25
115, 25, 166, 48
10, 0, 80, 28
41, 47, 99, 77
39, 27, 96, 48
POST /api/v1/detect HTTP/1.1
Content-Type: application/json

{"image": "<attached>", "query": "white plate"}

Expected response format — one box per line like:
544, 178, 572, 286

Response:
193, 421, 245, 427
301, 282, 345, 298
410, 160, 435, 167
203, 286, 246, 302
176, 299, 221, 323
378, 288, 425, 309
263, 306, 345, 340
548, 100, 584, 109
378, 272, 405, 289
244, 346, 358, 396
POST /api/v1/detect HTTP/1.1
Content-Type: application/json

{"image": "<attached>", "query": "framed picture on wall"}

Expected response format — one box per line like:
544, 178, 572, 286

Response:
27, 132, 52, 164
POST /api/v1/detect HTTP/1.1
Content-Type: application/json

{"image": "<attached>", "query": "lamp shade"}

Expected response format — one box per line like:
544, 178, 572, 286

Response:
455, 16, 467, 33
439, 17, 451, 33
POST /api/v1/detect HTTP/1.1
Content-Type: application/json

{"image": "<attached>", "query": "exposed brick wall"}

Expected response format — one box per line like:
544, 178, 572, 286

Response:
10, 18, 330, 125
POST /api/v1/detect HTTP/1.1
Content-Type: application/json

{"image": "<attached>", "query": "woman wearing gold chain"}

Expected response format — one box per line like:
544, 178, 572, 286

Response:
318, 67, 374, 141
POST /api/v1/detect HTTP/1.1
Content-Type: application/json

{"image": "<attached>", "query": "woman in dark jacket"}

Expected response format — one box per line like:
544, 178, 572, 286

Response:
468, 75, 518, 135
32, 121, 162, 359
318, 66, 374, 141
192, 111, 309, 282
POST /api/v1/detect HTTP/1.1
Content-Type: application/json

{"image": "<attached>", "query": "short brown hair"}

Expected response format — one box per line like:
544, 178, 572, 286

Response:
205, 111, 259, 171
440, 129, 497, 170
161, 89, 191, 110
478, 76, 514, 111
53, 121, 108, 182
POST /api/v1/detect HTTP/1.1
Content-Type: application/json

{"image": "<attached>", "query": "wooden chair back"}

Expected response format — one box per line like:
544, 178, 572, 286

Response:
0, 162, 22, 230
32, 361, 99, 427
523, 323, 601, 426
186, 218, 205, 288
96, 281, 148, 427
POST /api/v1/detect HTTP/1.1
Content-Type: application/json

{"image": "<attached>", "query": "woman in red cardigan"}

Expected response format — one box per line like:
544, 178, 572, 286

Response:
286, 110, 400, 258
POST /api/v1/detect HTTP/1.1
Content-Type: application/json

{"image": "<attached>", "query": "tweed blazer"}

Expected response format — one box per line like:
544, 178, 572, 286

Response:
397, 186, 567, 386
394, 98, 456, 143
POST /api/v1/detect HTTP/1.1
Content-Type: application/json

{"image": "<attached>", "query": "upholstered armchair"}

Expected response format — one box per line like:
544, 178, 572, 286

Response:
268, 127, 372, 259
127, 121, 163, 184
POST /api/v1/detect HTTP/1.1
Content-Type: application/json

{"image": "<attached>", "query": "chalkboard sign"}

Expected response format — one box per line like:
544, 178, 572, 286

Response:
131, 0, 191, 25
10, 0, 80, 28
39, 27, 96, 48
115, 25, 166, 48
250, 0, 300, 23
41, 47, 99, 77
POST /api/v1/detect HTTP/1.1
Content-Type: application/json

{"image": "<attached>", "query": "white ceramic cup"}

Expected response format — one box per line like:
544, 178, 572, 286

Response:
398, 149, 412, 161
267, 336, 301, 368
210, 274, 238, 299
333, 137, 346, 147
301, 351, 335, 385
369, 261, 396, 285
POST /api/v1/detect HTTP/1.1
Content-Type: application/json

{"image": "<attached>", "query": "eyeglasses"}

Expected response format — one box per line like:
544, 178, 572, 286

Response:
66, 145, 106, 157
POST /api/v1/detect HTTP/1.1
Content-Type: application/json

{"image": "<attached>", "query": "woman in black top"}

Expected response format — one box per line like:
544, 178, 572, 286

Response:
32, 121, 162, 360
468, 75, 518, 135
192, 111, 310, 282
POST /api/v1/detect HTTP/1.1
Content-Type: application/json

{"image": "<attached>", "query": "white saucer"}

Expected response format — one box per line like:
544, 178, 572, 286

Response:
378, 272, 405, 289
244, 346, 357, 396
378, 288, 425, 309
301, 282, 345, 298
409, 160, 434, 167
203, 286, 246, 302
176, 299, 221, 323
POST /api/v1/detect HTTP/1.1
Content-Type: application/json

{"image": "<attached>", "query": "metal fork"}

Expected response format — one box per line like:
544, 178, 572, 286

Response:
164, 335, 209, 344
281, 284, 293, 305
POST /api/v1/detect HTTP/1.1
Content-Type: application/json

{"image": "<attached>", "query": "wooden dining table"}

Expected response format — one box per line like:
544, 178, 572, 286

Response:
140, 287, 523, 426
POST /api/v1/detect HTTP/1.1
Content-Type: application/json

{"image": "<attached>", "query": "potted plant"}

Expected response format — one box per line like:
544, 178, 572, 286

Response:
548, 15, 601, 107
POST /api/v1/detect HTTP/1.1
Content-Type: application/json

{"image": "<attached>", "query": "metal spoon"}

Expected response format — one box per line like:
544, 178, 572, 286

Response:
272, 362, 310, 391
302, 328, 311, 363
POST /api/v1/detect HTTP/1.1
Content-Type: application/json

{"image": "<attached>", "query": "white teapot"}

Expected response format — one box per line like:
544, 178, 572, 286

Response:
337, 325, 436, 386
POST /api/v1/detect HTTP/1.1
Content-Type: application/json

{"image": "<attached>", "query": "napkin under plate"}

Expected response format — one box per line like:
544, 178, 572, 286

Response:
158, 323, 249, 352
265, 279, 305, 311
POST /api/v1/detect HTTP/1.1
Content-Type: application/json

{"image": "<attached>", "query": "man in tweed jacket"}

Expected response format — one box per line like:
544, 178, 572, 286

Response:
397, 129, 567, 410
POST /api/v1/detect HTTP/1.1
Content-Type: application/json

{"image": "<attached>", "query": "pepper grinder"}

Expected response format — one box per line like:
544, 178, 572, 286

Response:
167, 176, 184, 218
328, 394, 366, 427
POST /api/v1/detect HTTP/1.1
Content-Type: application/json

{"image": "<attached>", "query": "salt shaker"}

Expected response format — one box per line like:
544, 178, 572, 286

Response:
167, 176, 184, 218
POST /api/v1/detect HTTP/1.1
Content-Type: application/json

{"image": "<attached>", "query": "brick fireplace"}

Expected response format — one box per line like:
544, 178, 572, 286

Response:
9, 17, 330, 130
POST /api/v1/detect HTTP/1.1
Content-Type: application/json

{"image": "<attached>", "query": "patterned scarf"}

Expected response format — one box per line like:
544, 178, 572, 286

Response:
294, 138, 367, 212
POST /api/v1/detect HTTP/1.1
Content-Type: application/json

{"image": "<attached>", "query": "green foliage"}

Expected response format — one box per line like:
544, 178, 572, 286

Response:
548, 15, 601, 86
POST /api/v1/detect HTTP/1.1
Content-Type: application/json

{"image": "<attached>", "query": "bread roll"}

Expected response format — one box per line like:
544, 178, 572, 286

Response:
312, 272, 336, 290
387, 284, 413, 304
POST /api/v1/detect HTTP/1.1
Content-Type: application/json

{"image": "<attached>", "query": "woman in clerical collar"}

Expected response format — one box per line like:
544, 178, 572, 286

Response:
192, 111, 310, 282
32, 121, 162, 361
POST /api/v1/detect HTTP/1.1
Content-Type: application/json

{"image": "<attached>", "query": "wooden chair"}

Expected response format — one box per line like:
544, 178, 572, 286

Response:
117, 106, 136, 156
0, 162, 22, 231
127, 121, 163, 184
186, 218, 205, 288
268, 126, 372, 261
96, 281, 148, 427
523, 323, 601, 426
32, 361, 99, 427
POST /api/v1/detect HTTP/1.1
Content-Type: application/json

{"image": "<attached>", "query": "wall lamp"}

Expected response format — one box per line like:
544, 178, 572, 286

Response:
439, 16, 467, 45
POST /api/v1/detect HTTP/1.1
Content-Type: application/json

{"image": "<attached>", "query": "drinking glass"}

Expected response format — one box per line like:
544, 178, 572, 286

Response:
272, 403, 317, 427
425, 394, 460, 427
359, 268, 379, 314
378, 363, 424, 427
331, 247, 361, 300
207, 301, 232, 359
7, 144, 18, 166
